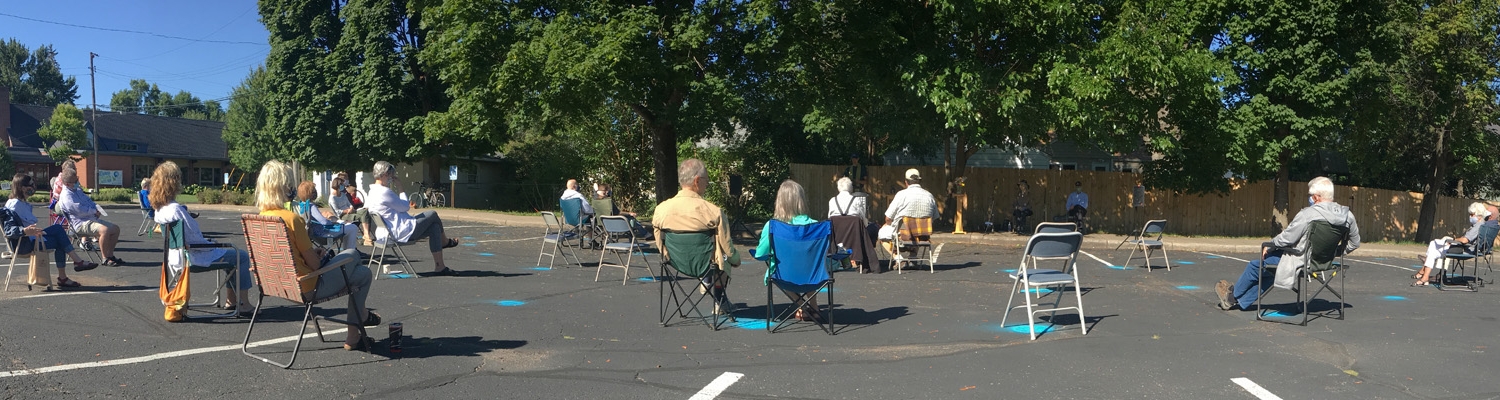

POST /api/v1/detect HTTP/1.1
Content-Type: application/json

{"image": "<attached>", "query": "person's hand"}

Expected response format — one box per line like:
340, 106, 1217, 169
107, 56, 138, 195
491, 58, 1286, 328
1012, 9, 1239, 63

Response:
22, 225, 41, 236
1261, 247, 1269, 257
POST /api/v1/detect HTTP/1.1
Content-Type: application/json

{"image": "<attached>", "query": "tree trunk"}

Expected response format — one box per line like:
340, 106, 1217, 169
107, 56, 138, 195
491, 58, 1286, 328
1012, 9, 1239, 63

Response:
1271, 147, 1290, 232
1415, 127, 1451, 243
649, 120, 678, 204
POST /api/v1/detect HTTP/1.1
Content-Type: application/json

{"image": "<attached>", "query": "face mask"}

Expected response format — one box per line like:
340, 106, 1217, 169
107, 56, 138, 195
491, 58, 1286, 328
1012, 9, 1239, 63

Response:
1307, 196, 1315, 206
1470, 217, 1480, 225
1074, 187, 1082, 192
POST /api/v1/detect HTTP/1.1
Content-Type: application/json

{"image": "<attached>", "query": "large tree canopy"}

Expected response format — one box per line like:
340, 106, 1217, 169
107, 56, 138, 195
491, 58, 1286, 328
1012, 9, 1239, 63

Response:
0, 39, 79, 107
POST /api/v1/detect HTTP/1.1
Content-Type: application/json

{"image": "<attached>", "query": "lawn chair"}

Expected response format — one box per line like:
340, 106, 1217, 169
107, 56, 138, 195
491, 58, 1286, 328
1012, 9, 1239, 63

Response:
1119, 220, 1170, 271
1255, 220, 1351, 326
1034, 222, 1077, 234
658, 229, 735, 330
891, 216, 939, 274
160, 220, 242, 320
595, 215, 653, 284
1437, 223, 1497, 291
3, 208, 49, 292
366, 212, 417, 279
239, 214, 365, 369
137, 190, 157, 237
560, 198, 593, 249
55, 215, 101, 263
1000, 232, 1088, 340
537, 212, 582, 268
756, 220, 840, 335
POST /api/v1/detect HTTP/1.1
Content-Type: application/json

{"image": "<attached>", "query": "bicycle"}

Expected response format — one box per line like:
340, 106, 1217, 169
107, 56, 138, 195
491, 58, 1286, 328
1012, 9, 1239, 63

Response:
408, 182, 446, 208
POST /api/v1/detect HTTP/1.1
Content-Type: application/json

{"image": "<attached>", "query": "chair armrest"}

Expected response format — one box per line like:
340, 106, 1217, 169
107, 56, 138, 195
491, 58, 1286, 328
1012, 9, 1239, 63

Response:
296, 250, 358, 281
195, 242, 237, 249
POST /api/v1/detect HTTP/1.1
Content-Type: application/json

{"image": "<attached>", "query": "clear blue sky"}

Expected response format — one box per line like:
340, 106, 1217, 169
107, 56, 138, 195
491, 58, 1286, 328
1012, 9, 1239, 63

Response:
0, 1, 269, 109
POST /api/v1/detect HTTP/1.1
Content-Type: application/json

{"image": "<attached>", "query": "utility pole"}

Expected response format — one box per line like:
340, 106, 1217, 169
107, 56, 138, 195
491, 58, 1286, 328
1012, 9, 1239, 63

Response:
89, 52, 98, 192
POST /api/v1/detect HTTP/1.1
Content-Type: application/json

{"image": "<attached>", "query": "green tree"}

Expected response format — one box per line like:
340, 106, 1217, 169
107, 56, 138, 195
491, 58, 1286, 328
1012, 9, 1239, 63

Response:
0, 39, 79, 106
0, 145, 15, 180
37, 103, 88, 163
223, 66, 278, 169
108, 79, 166, 115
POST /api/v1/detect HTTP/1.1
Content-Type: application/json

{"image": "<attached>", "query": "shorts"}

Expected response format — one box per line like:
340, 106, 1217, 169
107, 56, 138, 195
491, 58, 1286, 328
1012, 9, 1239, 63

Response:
75, 219, 119, 237
877, 224, 897, 240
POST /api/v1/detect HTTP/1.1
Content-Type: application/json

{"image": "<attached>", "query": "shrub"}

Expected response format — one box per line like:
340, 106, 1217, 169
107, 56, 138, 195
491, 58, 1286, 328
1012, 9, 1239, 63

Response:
227, 191, 252, 206
89, 188, 134, 203
183, 184, 207, 195
27, 193, 47, 203
198, 189, 223, 204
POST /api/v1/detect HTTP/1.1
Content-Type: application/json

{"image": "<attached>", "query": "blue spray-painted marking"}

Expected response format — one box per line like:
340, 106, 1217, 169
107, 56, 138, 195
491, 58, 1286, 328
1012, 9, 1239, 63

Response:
1261, 310, 1295, 318
818, 287, 837, 293
530, 267, 552, 271
1176, 285, 1200, 290
1024, 288, 1055, 294
483, 231, 497, 235
386, 273, 414, 279
733, 318, 770, 330
1107, 265, 1130, 270
1382, 295, 1408, 301
478, 252, 495, 257
495, 300, 526, 306
1176, 261, 1196, 265
1001, 268, 1018, 273
988, 323, 1056, 335
1204, 256, 1222, 259
636, 277, 657, 282
463, 236, 475, 240
1373, 257, 1386, 261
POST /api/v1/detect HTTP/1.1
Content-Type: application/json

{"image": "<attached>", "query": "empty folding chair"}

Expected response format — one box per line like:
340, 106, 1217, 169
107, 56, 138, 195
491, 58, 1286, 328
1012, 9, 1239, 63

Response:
1256, 220, 1352, 326
755, 220, 839, 334
1034, 222, 1077, 234
239, 214, 366, 369
537, 212, 582, 269
1121, 220, 1170, 271
595, 215, 653, 284
1001, 232, 1088, 340
891, 216, 938, 274
160, 220, 241, 320
366, 213, 417, 278
658, 229, 735, 330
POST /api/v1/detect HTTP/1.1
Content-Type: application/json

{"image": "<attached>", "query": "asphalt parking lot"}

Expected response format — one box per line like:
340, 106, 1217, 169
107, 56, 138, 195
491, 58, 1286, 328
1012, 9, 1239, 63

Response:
1, 207, 1497, 399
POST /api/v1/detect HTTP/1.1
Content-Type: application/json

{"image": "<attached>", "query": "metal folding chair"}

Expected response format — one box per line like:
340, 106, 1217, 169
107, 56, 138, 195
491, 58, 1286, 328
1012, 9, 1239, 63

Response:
1000, 232, 1088, 340
366, 213, 417, 278
1256, 220, 1351, 326
658, 229, 734, 330
239, 214, 366, 369
537, 212, 582, 269
1120, 219, 1170, 271
137, 190, 158, 237
1438, 223, 1497, 291
1034, 222, 1076, 234
595, 216, 653, 284
891, 216, 937, 274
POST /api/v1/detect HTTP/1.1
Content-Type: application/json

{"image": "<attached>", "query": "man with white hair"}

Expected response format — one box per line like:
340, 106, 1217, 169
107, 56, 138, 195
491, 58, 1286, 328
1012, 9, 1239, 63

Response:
1216, 177, 1360, 310
877, 168, 938, 256
827, 177, 867, 223
653, 159, 741, 313
1410, 201, 1492, 286
560, 179, 594, 215
366, 161, 463, 275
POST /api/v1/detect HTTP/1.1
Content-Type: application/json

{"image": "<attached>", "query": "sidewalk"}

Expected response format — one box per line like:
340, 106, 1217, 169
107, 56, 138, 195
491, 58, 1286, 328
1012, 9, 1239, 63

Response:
171, 204, 1426, 259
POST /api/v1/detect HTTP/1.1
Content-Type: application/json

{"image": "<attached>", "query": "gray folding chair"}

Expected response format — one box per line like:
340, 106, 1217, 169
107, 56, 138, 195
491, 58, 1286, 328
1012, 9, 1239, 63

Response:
366, 213, 417, 279
1001, 232, 1088, 340
1121, 219, 1170, 271
1034, 222, 1077, 234
891, 216, 940, 274
595, 215, 653, 284
537, 212, 582, 269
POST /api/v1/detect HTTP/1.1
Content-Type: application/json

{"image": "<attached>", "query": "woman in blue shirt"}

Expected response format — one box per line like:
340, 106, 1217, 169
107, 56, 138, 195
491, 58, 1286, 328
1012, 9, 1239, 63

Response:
753, 180, 822, 321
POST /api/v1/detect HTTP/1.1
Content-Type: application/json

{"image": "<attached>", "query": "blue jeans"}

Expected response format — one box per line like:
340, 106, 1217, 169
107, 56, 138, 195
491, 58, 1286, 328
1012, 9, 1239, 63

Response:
1232, 251, 1282, 309
208, 248, 255, 290
31, 225, 76, 270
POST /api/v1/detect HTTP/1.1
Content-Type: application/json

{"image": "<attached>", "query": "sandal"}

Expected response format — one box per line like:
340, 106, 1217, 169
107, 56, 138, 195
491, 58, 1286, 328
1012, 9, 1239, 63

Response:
103, 257, 126, 267
363, 312, 382, 327
73, 261, 98, 272
343, 336, 374, 352
429, 267, 459, 277
442, 238, 461, 249
56, 277, 81, 288
1411, 281, 1428, 287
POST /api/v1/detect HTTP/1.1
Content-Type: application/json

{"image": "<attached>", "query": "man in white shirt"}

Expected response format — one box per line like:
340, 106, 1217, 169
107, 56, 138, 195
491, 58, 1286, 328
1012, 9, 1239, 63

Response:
366, 161, 462, 275
560, 179, 593, 215
827, 177, 866, 223
877, 168, 937, 255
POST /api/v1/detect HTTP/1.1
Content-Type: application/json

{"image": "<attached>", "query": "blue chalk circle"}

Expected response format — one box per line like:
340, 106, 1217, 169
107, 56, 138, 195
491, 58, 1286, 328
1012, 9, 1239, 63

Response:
478, 252, 495, 257
462, 236, 475, 240
636, 277, 657, 282
1024, 288, 1055, 294
1176, 285, 1199, 290
482, 231, 497, 235
462, 243, 477, 247
1261, 310, 1295, 318
1107, 265, 1130, 270
1002, 269, 1018, 273
1382, 295, 1407, 301
1204, 255, 1222, 259
734, 318, 770, 330
1175, 261, 1196, 265
989, 323, 1055, 334
496, 300, 526, 306
386, 273, 414, 279
530, 267, 552, 271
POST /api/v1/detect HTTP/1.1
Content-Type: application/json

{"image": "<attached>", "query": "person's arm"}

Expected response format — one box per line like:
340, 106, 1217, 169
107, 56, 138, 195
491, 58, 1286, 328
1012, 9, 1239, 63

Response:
1270, 211, 1311, 249
1081, 193, 1088, 209
717, 214, 740, 267
1345, 214, 1361, 254
753, 224, 773, 261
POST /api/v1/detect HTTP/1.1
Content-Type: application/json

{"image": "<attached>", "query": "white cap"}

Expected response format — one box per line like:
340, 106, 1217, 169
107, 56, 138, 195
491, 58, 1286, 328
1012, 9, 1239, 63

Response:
905, 168, 921, 180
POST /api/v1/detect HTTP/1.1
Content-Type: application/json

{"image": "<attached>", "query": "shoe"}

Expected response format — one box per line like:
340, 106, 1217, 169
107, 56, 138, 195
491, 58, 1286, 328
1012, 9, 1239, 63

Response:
343, 336, 374, 352
1215, 280, 1235, 310
73, 261, 98, 272
363, 312, 382, 327
103, 257, 126, 267
56, 277, 81, 288
429, 267, 459, 277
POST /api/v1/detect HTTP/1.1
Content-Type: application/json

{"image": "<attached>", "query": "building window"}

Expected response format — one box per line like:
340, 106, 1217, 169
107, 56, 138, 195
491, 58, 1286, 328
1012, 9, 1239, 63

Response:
197, 168, 221, 185
1061, 164, 1077, 170
116, 143, 138, 151
466, 168, 477, 184
133, 165, 151, 187
1094, 165, 1107, 172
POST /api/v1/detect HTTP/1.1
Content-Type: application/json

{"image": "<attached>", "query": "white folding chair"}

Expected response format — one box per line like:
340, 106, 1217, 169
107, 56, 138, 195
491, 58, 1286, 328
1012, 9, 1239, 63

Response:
366, 213, 418, 279
595, 215, 652, 284
1122, 219, 1170, 271
1001, 232, 1088, 340
537, 212, 581, 269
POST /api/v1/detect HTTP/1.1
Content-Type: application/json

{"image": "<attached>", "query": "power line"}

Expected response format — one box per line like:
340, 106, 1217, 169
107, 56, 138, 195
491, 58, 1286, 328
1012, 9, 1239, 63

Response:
119, 5, 259, 61
0, 11, 266, 46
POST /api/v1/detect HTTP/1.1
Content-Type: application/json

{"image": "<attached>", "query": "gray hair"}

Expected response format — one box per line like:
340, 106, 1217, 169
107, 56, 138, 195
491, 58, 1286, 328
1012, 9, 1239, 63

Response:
773, 180, 807, 223
1468, 202, 1491, 218
372, 161, 395, 179
1307, 176, 1334, 199
836, 177, 852, 193
677, 159, 707, 187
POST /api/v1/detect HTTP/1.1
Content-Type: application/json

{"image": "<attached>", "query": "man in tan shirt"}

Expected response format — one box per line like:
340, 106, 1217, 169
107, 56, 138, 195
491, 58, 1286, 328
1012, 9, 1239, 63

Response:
653, 158, 741, 312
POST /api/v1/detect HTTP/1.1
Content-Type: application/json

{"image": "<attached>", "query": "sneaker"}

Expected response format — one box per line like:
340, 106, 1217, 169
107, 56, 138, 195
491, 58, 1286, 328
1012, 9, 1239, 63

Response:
1215, 280, 1235, 310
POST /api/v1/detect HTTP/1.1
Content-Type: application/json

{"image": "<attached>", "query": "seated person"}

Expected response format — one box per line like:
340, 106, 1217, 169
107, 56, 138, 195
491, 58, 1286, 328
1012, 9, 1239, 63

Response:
877, 169, 937, 256
295, 181, 360, 251
149, 162, 255, 311
366, 161, 462, 275
754, 180, 822, 321
54, 168, 125, 266
1012, 180, 1032, 233
1215, 177, 1360, 310
560, 179, 594, 217
256, 160, 379, 350
1412, 202, 1490, 286
6, 174, 98, 288
827, 177, 867, 223
139, 178, 151, 209
653, 159, 741, 314
334, 176, 373, 246
592, 182, 651, 239
1065, 181, 1088, 222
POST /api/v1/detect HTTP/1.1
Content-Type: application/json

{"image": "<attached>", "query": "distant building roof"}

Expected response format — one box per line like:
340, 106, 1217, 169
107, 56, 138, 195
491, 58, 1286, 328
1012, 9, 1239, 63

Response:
8, 104, 228, 162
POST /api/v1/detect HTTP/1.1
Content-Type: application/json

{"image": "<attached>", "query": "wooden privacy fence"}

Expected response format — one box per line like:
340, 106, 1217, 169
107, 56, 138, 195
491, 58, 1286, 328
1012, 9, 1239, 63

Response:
790, 163, 1482, 242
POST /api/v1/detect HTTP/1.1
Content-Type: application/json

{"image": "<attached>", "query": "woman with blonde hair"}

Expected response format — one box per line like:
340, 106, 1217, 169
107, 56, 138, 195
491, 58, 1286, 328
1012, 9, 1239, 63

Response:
256, 160, 380, 350
150, 162, 255, 312
752, 180, 823, 321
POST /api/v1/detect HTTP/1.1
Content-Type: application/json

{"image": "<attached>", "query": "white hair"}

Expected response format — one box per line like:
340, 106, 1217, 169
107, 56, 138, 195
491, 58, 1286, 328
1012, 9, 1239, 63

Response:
1307, 176, 1334, 199
1468, 202, 1491, 218
372, 161, 395, 179
836, 177, 852, 193
677, 159, 707, 186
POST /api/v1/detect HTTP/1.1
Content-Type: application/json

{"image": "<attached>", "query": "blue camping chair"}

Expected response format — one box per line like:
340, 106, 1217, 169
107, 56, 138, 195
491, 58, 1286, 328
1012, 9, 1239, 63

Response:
754, 220, 844, 335
560, 198, 592, 250
137, 189, 157, 237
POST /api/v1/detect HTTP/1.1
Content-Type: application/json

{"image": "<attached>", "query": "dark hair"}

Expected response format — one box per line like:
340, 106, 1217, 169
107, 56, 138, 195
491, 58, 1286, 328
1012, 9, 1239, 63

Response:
10, 174, 32, 200
1074, 181, 1082, 186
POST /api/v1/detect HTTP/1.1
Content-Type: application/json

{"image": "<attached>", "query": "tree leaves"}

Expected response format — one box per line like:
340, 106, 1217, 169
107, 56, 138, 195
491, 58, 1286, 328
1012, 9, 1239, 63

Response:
38, 103, 87, 164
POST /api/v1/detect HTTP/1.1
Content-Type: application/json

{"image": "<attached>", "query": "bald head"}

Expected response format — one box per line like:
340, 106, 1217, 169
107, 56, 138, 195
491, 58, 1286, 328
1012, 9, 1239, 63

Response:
567, 179, 578, 190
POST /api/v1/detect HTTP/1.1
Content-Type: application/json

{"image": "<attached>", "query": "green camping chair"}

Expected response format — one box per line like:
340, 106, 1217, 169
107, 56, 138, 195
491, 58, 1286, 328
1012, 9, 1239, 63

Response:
161, 220, 243, 319
658, 229, 734, 331
1256, 220, 1351, 326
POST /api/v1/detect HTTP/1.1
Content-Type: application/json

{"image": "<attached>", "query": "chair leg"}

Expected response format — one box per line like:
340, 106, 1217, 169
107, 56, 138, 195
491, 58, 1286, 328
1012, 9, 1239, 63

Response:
1161, 246, 1171, 272
594, 247, 607, 282
1125, 245, 1140, 270
1073, 281, 1087, 335
999, 278, 1021, 328
241, 297, 315, 369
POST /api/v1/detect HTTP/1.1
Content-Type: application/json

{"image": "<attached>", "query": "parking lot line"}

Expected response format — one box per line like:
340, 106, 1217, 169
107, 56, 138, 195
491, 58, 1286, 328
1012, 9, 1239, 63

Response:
1195, 251, 1250, 263
1078, 251, 1113, 268
1339, 257, 1417, 272
3, 288, 155, 301
0, 328, 347, 378
1230, 377, 1283, 400
687, 372, 744, 400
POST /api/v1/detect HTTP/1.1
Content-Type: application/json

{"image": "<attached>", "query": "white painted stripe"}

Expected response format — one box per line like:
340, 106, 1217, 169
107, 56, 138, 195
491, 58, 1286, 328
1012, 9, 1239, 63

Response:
1340, 258, 1417, 272
1231, 377, 1284, 400
0, 328, 347, 378
476, 236, 543, 243
1196, 251, 1251, 263
445, 225, 491, 229
1078, 251, 1113, 268
687, 372, 744, 400
10, 288, 155, 300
